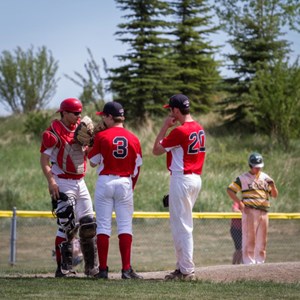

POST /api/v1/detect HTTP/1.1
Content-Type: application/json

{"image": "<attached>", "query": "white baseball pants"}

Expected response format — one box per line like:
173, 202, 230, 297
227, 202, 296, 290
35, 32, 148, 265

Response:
169, 173, 202, 275
54, 176, 94, 239
94, 175, 133, 237
242, 206, 268, 264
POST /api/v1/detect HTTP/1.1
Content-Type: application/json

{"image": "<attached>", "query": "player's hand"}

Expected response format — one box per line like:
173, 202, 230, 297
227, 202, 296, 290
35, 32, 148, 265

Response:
163, 116, 177, 128
238, 201, 245, 212
48, 180, 59, 200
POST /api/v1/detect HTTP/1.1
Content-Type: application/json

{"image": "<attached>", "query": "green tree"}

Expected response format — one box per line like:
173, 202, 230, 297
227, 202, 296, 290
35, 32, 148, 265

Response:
109, 0, 175, 123
65, 48, 106, 112
0, 46, 58, 114
249, 58, 300, 149
215, 0, 300, 127
23, 111, 51, 139
169, 0, 221, 112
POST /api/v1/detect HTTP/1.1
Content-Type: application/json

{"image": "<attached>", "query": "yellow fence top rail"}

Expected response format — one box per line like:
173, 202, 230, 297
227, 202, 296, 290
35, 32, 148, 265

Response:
0, 210, 300, 219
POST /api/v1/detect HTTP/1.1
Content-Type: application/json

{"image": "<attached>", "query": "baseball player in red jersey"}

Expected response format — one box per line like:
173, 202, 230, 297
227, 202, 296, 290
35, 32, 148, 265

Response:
153, 94, 206, 280
227, 153, 278, 265
88, 101, 143, 279
40, 98, 99, 278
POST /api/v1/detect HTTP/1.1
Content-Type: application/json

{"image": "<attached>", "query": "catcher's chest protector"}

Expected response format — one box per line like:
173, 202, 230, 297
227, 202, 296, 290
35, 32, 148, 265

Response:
51, 120, 86, 175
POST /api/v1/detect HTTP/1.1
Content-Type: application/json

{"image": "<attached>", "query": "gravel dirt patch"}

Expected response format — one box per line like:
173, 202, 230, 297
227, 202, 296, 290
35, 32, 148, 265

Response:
143, 262, 300, 283
3, 262, 300, 283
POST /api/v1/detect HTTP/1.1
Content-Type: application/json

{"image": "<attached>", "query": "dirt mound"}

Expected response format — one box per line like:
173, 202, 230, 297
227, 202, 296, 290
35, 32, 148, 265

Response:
143, 262, 300, 283
3, 262, 300, 283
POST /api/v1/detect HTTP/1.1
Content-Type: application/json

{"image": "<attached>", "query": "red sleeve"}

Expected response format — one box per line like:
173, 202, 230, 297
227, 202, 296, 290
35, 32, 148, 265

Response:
161, 127, 182, 149
40, 130, 58, 153
87, 132, 101, 160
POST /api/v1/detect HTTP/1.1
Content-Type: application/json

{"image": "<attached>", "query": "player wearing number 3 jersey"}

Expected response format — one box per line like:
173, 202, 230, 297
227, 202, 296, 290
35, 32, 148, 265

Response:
153, 94, 206, 280
88, 101, 143, 280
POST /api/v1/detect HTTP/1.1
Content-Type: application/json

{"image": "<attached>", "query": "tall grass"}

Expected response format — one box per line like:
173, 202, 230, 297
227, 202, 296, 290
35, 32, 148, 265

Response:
0, 113, 299, 212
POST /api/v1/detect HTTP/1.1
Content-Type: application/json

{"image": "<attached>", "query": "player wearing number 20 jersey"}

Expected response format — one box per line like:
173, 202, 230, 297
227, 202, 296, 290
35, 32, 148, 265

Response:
161, 121, 205, 175
153, 94, 206, 280
88, 101, 143, 280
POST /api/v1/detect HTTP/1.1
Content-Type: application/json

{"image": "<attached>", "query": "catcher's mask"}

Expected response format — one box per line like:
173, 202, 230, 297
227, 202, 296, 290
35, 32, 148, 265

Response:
52, 192, 76, 234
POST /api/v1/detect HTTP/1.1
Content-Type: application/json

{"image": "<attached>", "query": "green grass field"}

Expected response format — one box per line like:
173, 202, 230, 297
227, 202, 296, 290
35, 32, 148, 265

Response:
0, 113, 299, 299
0, 113, 299, 212
0, 278, 299, 300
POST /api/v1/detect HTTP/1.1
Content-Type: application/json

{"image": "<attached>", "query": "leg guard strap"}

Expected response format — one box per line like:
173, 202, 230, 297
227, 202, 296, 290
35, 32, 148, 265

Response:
79, 222, 97, 239
80, 237, 99, 276
60, 241, 73, 273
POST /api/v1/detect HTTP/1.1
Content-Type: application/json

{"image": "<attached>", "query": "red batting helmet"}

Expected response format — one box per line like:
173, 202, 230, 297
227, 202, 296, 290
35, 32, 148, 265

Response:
56, 98, 82, 113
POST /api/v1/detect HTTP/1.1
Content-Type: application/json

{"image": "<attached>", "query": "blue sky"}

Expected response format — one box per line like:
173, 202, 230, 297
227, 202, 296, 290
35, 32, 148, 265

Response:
0, 0, 299, 116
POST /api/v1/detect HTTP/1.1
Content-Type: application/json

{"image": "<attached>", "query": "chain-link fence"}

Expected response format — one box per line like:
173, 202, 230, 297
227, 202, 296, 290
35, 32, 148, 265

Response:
0, 211, 299, 274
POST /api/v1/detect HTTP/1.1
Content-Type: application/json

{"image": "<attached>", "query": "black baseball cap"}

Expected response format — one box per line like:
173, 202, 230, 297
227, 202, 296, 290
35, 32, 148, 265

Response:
96, 101, 124, 117
248, 152, 264, 168
163, 94, 190, 109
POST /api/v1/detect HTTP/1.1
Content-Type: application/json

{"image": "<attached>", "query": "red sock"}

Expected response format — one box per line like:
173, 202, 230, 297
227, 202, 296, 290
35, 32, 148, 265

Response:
119, 233, 132, 271
97, 234, 109, 270
55, 236, 66, 266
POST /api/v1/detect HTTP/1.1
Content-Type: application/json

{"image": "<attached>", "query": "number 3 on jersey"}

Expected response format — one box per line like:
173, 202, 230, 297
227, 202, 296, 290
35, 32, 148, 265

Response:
188, 130, 205, 154
113, 136, 128, 158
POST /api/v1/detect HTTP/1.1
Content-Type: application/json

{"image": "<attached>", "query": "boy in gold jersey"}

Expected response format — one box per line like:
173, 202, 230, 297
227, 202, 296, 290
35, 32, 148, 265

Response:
227, 153, 278, 265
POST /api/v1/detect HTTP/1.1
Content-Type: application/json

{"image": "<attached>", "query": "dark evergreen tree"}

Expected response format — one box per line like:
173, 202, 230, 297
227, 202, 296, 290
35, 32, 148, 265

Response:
109, 0, 175, 123
215, 0, 300, 128
169, 0, 221, 112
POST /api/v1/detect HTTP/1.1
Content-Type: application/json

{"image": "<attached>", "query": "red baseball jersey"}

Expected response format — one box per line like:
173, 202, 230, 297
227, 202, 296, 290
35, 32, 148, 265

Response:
88, 127, 142, 177
160, 121, 206, 175
40, 119, 86, 179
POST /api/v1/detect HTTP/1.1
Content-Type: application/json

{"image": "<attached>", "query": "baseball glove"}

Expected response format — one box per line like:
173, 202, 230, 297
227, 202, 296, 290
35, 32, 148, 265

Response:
162, 194, 169, 208
74, 116, 94, 146
94, 120, 107, 134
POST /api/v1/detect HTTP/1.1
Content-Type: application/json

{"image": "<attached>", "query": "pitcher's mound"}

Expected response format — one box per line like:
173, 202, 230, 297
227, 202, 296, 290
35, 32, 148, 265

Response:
3, 262, 300, 283
143, 262, 300, 283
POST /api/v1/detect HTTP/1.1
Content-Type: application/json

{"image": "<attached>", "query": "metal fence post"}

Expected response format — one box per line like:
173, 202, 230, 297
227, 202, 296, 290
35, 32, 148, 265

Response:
10, 207, 17, 266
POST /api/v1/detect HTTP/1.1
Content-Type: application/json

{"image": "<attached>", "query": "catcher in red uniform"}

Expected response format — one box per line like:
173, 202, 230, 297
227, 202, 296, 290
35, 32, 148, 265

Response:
40, 98, 99, 278
88, 101, 143, 280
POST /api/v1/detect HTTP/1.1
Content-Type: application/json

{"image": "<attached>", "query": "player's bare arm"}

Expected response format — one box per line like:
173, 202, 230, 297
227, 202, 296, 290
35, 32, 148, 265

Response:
265, 178, 279, 198
40, 153, 59, 200
152, 116, 176, 155
227, 188, 244, 212
269, 182, 279, 198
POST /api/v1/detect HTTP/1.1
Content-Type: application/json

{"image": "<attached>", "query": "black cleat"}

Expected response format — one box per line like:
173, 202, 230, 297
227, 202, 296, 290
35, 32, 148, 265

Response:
55, 267, 66, 278
96, 267, 109, 279
121, 267, 143, 279
55, 267, 77, 278
164, 269, 196, 281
